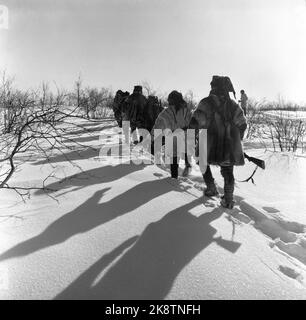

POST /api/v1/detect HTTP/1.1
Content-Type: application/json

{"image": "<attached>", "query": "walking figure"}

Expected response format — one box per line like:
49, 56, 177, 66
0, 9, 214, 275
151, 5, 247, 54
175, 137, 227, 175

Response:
152, 90, 192, 178
113, 90, 129, 128
122, 85, 147, 144
239, 90, 248, 116
189, 76, 247, 209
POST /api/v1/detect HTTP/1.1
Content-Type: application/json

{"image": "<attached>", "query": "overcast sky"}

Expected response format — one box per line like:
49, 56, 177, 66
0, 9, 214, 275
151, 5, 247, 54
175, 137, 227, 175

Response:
1, 0, 306, 103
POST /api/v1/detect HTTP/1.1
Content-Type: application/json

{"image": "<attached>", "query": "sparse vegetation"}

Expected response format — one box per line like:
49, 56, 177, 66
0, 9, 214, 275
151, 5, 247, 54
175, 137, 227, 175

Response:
1, 70, 306, 201
244, 98, 306, 153
72, 75, 114, 119
0, 72, 102, 200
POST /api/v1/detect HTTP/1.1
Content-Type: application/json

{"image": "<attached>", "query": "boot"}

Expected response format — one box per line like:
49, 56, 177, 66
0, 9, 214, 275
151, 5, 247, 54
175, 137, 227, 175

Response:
204, 183, 219, 197
203, 165, 219, 197
220, 196, 235, 209
220, 166, 235, 209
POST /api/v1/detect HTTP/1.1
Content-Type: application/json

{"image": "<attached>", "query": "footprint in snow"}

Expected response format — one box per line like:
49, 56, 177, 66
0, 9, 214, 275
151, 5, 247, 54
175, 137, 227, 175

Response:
278, 265, 304, 283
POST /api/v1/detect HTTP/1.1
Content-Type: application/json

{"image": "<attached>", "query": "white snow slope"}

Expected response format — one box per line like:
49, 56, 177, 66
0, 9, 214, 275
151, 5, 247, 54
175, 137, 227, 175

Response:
1, 119, 306, 300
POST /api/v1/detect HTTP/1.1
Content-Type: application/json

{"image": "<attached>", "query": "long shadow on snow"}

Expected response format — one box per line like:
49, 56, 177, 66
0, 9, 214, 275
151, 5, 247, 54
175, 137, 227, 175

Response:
55, 198, 241, 300
35, 162, 147, 195
33, 132, 124, 166
32, 123, 118, 165
69, 135, 101, 144
63, 124, 117, 136
0, 178, 208, 262
33, 147, 100, 166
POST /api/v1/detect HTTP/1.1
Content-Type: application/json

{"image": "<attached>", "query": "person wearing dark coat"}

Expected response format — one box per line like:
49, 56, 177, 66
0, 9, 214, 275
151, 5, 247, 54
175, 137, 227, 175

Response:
122, 85, 147, 144
189, 76, 247, 208
113, 90, 129, 127
143, 95, 164, 133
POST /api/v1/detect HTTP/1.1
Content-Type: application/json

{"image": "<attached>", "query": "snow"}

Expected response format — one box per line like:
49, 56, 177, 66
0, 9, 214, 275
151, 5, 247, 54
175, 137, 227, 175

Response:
1, 119, 306, 299
264, 110, 306, 120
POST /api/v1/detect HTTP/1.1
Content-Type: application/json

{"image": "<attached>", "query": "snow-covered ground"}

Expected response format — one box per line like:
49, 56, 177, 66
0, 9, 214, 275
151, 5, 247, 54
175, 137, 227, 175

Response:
1, 119, 306, 299
264, 110, 306, 120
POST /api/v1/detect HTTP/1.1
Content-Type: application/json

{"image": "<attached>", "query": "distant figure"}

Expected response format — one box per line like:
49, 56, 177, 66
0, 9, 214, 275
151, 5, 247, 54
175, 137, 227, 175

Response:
113, 90, 129, 127
152, 90, 192, 179
122, 85, 147, 144
239, 90, 248, 116
189, 76, 247, 209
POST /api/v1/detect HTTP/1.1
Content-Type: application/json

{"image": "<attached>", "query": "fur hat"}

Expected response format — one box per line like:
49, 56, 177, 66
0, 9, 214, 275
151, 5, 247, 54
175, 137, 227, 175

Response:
210, 75, 236, 99
168, 90, 186, 110
133, 85, 143, 94
168, 90, 183, 103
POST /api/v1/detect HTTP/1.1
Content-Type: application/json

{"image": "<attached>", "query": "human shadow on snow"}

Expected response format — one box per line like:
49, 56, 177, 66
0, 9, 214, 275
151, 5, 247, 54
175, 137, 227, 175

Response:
0, 178, 223, 262
62, 123, 117, 136
33, 147, 100, 166
35, 162, 147, 195
32, 124, 118, 165
55, 198, 241, 300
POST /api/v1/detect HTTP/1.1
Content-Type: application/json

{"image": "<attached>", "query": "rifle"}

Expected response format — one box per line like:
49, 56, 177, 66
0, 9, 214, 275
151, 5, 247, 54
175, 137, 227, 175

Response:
239, 153, 265, 184
244, 153, 265, 170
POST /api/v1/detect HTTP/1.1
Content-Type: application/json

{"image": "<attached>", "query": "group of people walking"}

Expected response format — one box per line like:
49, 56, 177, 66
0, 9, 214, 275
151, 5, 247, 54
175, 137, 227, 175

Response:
112, 76, 248, 209
112, 86, 163, 143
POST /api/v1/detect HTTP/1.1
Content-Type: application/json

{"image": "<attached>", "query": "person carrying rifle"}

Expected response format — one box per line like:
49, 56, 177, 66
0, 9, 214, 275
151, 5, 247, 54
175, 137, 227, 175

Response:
189, 76, 247, 209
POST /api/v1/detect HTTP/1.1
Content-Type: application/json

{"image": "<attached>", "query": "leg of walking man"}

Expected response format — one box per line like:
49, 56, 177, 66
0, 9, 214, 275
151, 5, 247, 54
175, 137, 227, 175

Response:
203, 165, 219, 197
220, 165, 235, 208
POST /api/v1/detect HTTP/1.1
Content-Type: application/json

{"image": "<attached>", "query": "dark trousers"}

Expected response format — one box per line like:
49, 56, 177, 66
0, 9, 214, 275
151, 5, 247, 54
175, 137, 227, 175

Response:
151, 141, 191, 178
203, 165, 235, 202
170, 154, 191, 178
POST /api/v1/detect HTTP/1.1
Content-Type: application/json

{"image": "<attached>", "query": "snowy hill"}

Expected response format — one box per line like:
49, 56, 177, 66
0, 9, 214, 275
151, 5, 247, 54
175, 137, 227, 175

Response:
1, 119, 306, 299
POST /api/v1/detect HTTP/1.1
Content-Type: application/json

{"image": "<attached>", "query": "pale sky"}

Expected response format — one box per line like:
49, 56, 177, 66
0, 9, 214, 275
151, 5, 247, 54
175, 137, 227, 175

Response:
1, 0, 306, 103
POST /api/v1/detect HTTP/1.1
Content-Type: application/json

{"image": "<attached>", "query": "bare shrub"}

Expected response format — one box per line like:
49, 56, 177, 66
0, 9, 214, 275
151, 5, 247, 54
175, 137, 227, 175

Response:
0, 73, 96, 200
72, 76, 113, 119
245, 99, 265, 140
0, 72, 35, 134
184, 90, 197, 111
263, 112, 306, 152
243, 97, 306, 153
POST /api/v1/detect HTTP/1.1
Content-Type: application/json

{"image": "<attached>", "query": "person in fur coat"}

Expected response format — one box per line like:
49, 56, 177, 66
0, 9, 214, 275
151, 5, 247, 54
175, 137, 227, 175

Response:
189, 76, 247, 208
122, 85, 147, 144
